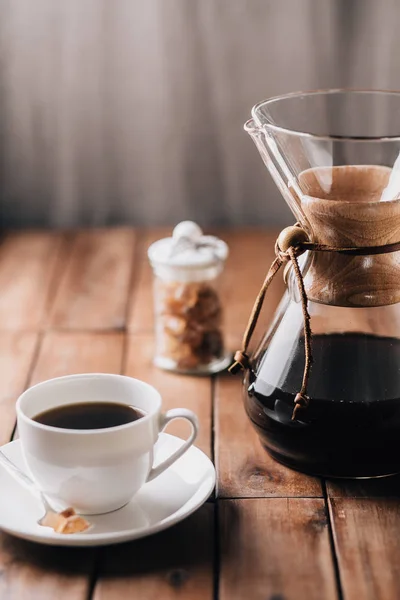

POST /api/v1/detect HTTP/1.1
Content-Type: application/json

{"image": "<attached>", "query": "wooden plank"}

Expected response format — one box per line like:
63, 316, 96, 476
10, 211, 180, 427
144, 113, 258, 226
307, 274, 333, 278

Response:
330, 498, 400, 600
0, 232, 65, 330
0, 535, 96, 599
0, 332, 38, 445
216, 375, 322, 498
124, 333, 211, 457
219, 498, 338, 600
49, 229, 135, 330
128, 228, 169, 333
93, 503, 213, 600
222, 230, 283, 337
30, 331, 125, 385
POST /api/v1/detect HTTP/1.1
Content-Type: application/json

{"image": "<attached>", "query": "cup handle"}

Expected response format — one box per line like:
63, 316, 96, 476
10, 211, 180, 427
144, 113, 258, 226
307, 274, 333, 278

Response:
146, 408, 199, 482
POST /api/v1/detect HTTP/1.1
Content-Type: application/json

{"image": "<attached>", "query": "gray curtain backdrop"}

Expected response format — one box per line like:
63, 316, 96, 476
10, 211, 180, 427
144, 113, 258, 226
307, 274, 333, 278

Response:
1, 0, 400, 228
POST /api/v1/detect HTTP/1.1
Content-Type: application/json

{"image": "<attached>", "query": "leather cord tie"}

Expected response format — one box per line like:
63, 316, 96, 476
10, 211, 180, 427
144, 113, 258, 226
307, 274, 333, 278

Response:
229, 224, 400, 421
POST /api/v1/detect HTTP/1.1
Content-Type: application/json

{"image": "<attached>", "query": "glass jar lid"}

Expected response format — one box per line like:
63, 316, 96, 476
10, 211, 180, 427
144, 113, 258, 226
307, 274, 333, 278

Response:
148, 221, 229, 270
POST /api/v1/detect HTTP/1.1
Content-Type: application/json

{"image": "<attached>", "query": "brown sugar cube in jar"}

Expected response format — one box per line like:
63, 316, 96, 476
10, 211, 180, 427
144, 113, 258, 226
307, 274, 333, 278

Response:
188, 286, 222, 325
158, 280, 200, 316
162, 315, 186, 337
148, 221, 232, 374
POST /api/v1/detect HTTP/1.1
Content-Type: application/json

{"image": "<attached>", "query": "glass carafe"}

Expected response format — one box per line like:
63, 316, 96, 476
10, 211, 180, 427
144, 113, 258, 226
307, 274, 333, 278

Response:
242, 90, 400, 478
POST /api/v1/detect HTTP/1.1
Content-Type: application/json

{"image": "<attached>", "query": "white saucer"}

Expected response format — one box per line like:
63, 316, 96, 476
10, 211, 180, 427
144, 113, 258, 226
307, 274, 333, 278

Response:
0, 434, 215, 546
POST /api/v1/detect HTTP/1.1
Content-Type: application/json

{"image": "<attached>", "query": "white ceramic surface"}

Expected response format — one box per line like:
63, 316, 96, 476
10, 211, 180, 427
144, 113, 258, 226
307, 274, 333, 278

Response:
16, 374, 199, 514
0, 434, 215, 546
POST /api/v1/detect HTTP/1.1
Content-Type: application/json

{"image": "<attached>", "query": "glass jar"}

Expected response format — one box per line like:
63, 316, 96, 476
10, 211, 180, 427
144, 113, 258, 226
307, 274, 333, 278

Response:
148, 221, 231, 374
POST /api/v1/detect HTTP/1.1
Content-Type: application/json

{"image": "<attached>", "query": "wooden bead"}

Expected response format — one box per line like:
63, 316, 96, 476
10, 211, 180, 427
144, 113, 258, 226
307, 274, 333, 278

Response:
277, 226, 309, 252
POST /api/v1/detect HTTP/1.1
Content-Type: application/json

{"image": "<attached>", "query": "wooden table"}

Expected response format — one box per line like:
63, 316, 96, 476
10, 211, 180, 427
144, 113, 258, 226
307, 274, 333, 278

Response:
1, 228, 400, 600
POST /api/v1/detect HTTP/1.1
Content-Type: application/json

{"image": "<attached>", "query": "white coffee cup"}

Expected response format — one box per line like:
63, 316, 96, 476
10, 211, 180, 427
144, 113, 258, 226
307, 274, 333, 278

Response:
16, 373, 199, 515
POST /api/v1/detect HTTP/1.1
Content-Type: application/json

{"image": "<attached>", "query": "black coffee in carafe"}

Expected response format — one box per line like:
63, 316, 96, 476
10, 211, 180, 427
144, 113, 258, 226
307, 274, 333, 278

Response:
245, 332, 400, 477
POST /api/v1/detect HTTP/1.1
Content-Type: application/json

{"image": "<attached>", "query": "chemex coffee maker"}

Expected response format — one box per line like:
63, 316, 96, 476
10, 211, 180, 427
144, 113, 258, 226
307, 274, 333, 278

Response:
231, 90, 400, 478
